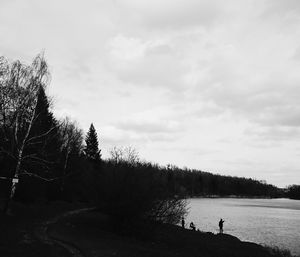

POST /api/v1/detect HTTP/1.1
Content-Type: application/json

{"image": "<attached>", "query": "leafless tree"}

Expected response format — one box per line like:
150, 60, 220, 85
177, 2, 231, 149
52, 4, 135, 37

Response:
58, 117, 83, 192
0, 54, 56, 212
109, 146, 140, 165
146, 197, 188, 224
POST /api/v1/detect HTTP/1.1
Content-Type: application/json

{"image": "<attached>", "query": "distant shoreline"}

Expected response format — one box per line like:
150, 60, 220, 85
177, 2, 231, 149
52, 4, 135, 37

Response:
188, 195, 298, 199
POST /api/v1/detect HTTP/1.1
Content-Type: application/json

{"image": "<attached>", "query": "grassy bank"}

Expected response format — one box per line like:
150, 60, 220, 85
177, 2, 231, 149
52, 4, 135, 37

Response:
49, 208, 296, 257
0, 202, 297, 257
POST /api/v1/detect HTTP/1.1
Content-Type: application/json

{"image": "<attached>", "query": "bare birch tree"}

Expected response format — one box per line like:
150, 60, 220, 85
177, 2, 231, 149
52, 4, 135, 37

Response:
0, 54, 54, 212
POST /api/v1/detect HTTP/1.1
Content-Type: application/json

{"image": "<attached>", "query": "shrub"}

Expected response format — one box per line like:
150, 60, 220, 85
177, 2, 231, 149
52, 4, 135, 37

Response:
97, 160, 187, 227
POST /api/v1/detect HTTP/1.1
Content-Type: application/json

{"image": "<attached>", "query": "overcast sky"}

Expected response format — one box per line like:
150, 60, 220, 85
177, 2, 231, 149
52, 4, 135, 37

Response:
1, 0, 300, 187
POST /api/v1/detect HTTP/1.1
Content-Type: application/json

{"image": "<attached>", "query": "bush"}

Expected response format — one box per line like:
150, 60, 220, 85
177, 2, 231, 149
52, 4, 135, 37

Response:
97, 160, 187, 227
265, 246, 296, 257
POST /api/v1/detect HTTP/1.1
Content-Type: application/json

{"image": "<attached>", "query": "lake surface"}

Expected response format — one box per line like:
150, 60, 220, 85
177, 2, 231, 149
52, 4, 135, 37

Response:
186, 198, 300, 255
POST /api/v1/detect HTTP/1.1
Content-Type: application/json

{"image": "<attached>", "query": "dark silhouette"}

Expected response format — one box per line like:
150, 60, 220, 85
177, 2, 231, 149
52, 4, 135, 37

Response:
58, 117, 84, 194
190, 222, 196, 231
164, 165, 283, 198
286, 185, 300, 199
84, 123, 101, 161
181, 217, 185, 228
98, 160, 187, 226
219, 219, 225, 234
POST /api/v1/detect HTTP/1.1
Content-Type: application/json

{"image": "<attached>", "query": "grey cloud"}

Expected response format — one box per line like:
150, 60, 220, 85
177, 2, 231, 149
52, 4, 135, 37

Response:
115, 119, 182, 134
101, 128, 178, 149
263, 0, 300, 17
116, 0, 223, 31
180, 147, 219, 157
191, 103, 226, 119
100, 117, 184, 149
167, 101, 225, 121
146, 44, 173, 55
191, 56, 300, 129
245, 126, 300, 142
108, 41, 188, 89
260, 0, 300, 34
159, 145, 219, 157
116, 90, 132, 98
102, 134, 142, 147
255, 106, 300, 127
238, 87, 300, 128
147, 133, 179, 142
62, 59, 92, 80
292, 47, 300, 61
141, 2, 221, 31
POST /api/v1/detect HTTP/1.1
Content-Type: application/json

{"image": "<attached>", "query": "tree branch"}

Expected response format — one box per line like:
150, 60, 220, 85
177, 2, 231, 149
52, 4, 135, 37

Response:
26, 126, 56, 144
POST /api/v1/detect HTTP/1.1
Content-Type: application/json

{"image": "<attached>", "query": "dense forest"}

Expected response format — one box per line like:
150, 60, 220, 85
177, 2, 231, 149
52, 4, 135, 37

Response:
0, 54, 299, 220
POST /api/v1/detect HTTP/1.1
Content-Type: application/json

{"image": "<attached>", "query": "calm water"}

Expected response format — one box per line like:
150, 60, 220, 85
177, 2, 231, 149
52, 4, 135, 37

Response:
186, 198, 300, 255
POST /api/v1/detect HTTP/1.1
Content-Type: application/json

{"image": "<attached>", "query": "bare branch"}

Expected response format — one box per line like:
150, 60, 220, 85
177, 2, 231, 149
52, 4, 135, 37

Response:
0, 147, 17, 160
24, 155, 56, 165
26, 125, 56, 144
20, 170, 60, 182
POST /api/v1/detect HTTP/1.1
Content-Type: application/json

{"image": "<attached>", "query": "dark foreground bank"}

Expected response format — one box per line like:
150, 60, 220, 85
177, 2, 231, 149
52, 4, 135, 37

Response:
0, 202, 297, 257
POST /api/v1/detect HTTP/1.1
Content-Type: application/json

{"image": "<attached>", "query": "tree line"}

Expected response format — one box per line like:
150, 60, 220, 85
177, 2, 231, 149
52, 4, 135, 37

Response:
0, 54, 299, 221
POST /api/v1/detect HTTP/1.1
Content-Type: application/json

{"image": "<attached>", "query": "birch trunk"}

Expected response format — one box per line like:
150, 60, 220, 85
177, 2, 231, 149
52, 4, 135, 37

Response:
60, 150, 70, 193
3, 92, 39, 213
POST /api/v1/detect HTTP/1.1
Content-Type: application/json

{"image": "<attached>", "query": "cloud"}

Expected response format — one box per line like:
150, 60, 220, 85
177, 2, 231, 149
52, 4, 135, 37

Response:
185, 24, 300, 130
116, 119, 181, 134
111, 109, 185, 144
245, 126, 300, 142
100, 122, 180, 160
292, 46, 300, 61
263, 0, 300, 19
110, 0, 226, 34
129, 0, 221, 30
106, 35, 188, 89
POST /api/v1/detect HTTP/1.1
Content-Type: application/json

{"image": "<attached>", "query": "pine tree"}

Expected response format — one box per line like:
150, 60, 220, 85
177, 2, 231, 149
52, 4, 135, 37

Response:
18, 87, 61, 200
29, 87, 60, 165
84, 123, 101, 161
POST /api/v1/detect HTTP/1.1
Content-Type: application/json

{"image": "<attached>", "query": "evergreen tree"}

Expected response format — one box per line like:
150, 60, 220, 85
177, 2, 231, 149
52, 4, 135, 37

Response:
16, 87, 61, 201
84, 123, 101, 161
28, 87, 60, 165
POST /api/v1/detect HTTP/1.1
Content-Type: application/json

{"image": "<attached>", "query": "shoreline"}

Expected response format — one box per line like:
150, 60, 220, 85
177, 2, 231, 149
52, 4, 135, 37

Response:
186, 197, 300, 255
188, 195, 300, 200
1, 202, 298, 257
48, 208, 298, 257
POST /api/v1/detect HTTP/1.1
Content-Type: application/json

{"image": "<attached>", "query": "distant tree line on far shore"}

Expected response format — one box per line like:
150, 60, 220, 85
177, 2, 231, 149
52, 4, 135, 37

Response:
285, 185, 300, 200
1, 54, 299, 222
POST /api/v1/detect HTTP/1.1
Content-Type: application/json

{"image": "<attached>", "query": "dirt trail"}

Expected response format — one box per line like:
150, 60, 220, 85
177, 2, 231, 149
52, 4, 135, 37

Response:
34, 208, 94, 257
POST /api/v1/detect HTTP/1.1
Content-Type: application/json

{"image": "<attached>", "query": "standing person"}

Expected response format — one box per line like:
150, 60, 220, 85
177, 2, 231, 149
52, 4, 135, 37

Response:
219, 218, 225, 234
181, 217, 185, 228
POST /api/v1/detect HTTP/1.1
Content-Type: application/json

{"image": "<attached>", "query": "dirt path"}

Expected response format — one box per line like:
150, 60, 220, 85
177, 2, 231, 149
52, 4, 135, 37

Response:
34, 208, 95, 257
